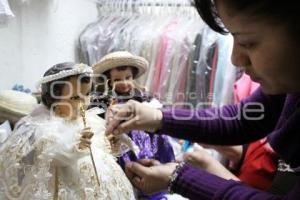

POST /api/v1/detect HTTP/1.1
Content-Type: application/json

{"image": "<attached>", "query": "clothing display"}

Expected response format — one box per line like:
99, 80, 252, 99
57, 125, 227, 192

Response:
79, 3, 237, 107
212, 34, 236, 107
0, 105, 135, 200
194, 26, 218, 108
158, 88, 300, 199
80, 3, 211, 105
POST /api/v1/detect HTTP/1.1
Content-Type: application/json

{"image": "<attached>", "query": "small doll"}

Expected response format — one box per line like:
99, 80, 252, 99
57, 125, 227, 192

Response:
0, 62, 135, 200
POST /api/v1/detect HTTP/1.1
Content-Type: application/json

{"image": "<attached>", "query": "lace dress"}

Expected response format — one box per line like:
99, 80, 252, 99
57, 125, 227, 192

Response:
0, 105, 136, 200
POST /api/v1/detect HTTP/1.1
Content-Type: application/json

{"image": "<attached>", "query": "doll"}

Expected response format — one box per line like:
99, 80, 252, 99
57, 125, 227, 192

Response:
0, 62, 135, 200
92, 51, 175, 200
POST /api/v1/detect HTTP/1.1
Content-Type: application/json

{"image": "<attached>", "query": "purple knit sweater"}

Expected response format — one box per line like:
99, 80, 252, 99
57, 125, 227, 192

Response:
158, 88, 300, 200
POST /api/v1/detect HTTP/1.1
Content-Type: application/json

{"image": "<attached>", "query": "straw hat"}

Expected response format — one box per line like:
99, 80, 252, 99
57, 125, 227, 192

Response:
93, 51, 149, 78
0, 90, 38, 124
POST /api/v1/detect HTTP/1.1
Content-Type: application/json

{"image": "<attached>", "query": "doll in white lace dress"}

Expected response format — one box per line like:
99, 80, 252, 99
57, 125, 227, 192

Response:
0, 62, 136, 200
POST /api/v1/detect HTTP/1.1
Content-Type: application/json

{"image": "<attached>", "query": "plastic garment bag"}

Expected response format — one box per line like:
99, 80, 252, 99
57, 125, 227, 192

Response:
0, 0, 14, 25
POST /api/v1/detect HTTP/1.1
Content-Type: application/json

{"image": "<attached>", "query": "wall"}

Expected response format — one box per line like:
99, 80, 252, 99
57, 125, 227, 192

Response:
0, 0, 98, 91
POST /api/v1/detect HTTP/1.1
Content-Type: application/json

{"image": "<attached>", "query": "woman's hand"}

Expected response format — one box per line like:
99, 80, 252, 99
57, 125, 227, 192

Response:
199, 143, 243, 164
125, 159, 177, 194
78, 127, 94, 150
183, 148, 239, 181
105, 100, 163, 136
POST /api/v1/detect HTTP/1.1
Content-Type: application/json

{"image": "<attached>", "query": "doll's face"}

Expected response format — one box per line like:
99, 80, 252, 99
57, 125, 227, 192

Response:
55, 76, 92, 119
109, 67, 134, 94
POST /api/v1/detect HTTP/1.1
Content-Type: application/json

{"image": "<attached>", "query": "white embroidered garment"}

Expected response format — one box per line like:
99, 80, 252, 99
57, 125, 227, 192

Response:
0, 105, 136, 200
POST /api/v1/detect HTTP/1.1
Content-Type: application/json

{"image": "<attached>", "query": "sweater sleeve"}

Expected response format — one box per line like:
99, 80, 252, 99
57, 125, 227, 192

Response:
171, 165, 300, 200
157, 87, 286, 145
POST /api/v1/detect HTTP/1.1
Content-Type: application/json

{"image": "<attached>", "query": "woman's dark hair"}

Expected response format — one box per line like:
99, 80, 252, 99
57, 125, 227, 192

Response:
194, 0, 300, 38
41, 62, 91, 108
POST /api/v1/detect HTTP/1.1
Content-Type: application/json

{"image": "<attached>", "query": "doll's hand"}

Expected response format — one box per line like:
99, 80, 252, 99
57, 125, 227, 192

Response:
107, 134, 119, 145
79, 127, 94, 150
105, 100, 163, 136
107, 134, 120, 147
106, 134, 122, 155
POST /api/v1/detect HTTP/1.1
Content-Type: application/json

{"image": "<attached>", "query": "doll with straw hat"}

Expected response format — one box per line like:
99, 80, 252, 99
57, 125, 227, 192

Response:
93, 51, 149, 97
92, 51, 175, 200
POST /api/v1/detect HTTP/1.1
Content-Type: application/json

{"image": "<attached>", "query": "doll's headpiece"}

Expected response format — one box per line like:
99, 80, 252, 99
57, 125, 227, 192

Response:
93, 51, 149, 79
36, 63, 93, 89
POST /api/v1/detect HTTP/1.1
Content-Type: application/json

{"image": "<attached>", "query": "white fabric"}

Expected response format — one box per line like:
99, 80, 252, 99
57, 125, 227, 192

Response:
142, 98, 162, 109
0, 90, 38, 115
0, 105, 136, 200
165, 194, 189, 200
0, 0, 14, 25
0, 120, 11, 144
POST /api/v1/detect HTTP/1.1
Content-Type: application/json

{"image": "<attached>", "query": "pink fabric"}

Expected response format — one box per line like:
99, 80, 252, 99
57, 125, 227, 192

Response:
151, 36, 167, 94
174, 38, 191, 103
234, 73, 260, 104
151, 19, 178, 96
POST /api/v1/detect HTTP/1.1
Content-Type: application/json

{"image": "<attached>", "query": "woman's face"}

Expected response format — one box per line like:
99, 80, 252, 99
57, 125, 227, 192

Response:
56, 76, 91, 119
109, 67, 134, 94
215, 1, 300, 94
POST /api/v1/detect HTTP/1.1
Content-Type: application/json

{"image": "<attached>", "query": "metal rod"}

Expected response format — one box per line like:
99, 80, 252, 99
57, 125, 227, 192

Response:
80, 105, 101, 187
54, 167, 58, 200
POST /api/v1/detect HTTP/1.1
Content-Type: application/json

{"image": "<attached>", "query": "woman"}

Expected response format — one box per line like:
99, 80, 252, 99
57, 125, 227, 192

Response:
0, 62, 135, 200
105, 0, 300, 199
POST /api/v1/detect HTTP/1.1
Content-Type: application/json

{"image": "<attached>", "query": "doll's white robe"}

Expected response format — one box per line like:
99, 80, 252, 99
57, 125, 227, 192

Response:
0, 105, 135, 200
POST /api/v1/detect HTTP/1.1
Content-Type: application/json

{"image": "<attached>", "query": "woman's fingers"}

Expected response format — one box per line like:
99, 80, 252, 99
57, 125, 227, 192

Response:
112, 117, 138, 135
125, 161, 149, 180
138, 159, 161, 167
106, 100, 163, 136
105, 101, 136, 135
125, 161, 177, 194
